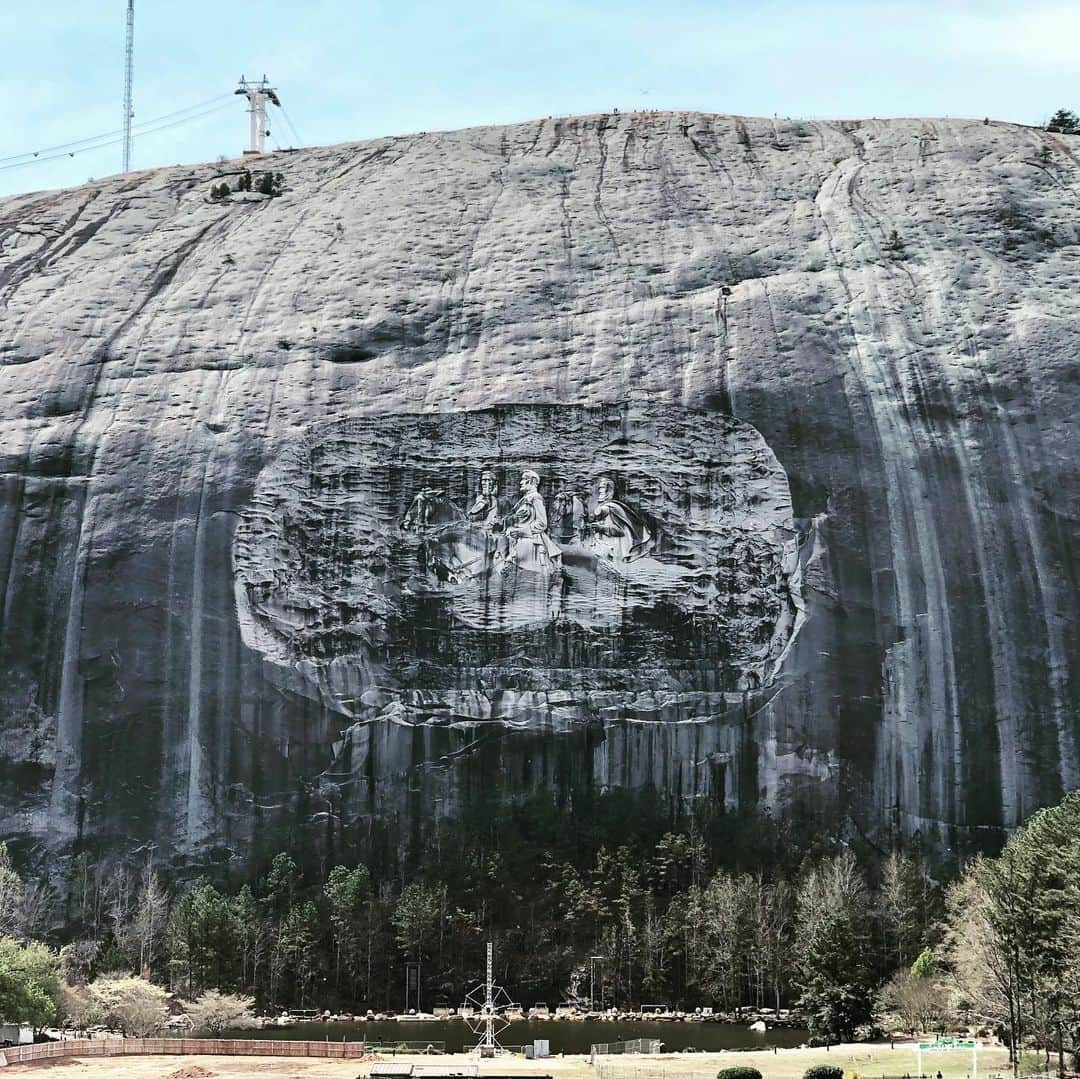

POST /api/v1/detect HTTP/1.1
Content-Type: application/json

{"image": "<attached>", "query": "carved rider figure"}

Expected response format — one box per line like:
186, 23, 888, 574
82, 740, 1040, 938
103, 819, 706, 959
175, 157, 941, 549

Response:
502, 469, 563, 571
551, 490, 587, 545
585, 474, 652, 562
466, 469, 501, 531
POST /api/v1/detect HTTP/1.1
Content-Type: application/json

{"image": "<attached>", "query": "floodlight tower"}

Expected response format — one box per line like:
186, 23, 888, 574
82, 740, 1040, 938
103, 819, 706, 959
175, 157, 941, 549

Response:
235, 74, 281, 155
463, 941, 516, 1056
122, 0, 135, 172
482, 942, 496, 1052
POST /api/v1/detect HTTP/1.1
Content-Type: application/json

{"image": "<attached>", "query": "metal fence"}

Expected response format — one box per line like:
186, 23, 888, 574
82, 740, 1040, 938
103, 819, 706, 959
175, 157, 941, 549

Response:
0, 1036, 375, 1066
594, 1071, 1012, 1079
591, 1039, 664, 1057
366, 1040, 447, 1054
592, 1065, 706, 1079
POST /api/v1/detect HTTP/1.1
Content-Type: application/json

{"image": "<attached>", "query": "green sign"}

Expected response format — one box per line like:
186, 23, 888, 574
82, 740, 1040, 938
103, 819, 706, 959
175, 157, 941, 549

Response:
919, 1040, 976, 1051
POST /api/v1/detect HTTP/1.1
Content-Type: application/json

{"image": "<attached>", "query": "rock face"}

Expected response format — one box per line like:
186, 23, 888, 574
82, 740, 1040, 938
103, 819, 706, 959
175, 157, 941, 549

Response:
0, 112, 1076, 876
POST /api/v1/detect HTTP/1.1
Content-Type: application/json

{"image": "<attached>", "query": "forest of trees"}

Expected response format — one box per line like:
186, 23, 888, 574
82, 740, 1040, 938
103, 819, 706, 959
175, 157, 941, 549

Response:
2, 793, 941, 1031
2, 787, 1080, 1071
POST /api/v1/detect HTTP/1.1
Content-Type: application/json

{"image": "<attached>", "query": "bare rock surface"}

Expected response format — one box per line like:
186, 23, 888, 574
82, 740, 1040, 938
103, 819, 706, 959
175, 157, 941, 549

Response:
0, 111, 1076, 871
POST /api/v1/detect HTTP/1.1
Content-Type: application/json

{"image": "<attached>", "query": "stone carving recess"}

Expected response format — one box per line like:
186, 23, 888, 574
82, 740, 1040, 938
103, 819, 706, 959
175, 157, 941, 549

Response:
233, 403, 806, 729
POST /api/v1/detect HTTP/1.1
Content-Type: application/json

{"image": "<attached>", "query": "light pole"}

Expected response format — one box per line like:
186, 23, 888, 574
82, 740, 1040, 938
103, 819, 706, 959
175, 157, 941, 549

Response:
590, 956, 605, 1012
405, 960, 421, 1014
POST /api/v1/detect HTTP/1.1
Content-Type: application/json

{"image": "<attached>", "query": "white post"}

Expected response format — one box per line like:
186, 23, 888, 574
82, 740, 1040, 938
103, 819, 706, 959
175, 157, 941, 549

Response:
918, 1046, 922, 1079
249, 94, 261, 154
973, 1043, 977, 1079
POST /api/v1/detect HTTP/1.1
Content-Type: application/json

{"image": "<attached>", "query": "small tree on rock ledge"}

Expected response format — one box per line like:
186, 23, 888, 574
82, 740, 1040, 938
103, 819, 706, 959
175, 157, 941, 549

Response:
1046, 109, 1080, 134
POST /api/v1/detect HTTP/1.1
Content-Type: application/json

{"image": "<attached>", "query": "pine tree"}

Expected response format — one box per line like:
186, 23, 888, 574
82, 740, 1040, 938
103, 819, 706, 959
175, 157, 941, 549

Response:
795, 853, 875, 1042
391, 882, 442, 963
324, 865, 372, 996
1046, 109, 1080, 134
796, 909, 874, 1042
167, 883, 238, 998
276, 901, 321, 1005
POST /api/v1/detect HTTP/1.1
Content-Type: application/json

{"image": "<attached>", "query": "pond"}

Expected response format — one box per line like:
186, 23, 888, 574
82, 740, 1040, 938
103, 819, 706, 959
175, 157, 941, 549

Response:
229, 1019, 810, 1055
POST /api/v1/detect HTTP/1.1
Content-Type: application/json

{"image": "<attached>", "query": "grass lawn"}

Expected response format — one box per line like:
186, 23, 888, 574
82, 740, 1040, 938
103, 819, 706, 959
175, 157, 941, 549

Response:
1, 1043, 1017, 1079
591, 1042, 1012, 1079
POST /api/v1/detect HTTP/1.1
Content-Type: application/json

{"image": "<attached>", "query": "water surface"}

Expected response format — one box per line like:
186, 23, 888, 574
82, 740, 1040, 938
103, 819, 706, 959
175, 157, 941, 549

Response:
233, 1019, 809, 1054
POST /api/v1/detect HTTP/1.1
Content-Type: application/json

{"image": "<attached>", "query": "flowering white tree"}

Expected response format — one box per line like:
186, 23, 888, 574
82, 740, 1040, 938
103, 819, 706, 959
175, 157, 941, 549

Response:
183, 989, 256, 1034
88, 975, 169, 1036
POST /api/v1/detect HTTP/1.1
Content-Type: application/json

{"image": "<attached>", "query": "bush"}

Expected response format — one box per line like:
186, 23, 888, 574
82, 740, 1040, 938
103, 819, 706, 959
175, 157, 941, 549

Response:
718, 1068, 762, 1079
804, 1067, 844, 1079
254, 171, 284, 196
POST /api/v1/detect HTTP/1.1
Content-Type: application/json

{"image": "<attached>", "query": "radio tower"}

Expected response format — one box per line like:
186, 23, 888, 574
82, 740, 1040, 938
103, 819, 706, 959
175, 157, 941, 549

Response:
235, 75, 281, 155
122, 0, 135, 172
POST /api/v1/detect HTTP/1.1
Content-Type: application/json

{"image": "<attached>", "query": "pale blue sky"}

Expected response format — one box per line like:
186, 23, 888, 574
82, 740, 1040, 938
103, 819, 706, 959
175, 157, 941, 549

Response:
1, 0, 1078, 198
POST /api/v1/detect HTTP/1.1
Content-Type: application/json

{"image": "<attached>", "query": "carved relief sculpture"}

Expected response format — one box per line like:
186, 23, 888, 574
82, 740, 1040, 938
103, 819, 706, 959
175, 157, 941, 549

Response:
234, 403, 806, 729
582, 474, 654, 563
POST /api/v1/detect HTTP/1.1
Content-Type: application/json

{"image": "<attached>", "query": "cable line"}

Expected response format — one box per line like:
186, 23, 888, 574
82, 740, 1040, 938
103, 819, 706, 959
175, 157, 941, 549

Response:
0, 93, 235, 166
278, 104, 305, 147
128, 93, 235, 131
0, 100, 235, 174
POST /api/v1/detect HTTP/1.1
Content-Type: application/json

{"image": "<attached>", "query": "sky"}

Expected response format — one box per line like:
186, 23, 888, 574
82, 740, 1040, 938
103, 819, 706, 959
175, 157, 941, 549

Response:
1, 0, 1079, 199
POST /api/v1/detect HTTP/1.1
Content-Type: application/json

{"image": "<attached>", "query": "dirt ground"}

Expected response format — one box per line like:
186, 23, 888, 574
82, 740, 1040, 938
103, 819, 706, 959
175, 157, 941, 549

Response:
0, 1044, 1014, 1079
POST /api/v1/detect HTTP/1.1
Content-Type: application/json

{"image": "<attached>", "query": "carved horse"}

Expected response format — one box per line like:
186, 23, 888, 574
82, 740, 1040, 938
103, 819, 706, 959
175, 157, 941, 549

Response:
550, 490, 587, 545
547, 490, 628, 597
401, 488, 466, 533
401, 488, 491, 584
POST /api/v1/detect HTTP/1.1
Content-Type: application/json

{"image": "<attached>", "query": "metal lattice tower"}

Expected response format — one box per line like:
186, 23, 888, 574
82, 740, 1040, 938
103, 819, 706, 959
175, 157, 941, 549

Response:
482, 943, 495, 1052
122, 0, 135, 172
235, 75, 281, 155
463, 942, 516, 1056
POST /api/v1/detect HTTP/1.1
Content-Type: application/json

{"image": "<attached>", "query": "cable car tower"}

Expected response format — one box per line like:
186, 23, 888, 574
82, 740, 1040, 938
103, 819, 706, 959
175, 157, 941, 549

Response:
235, 75, 281, 155
463, 942, 517, 1057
